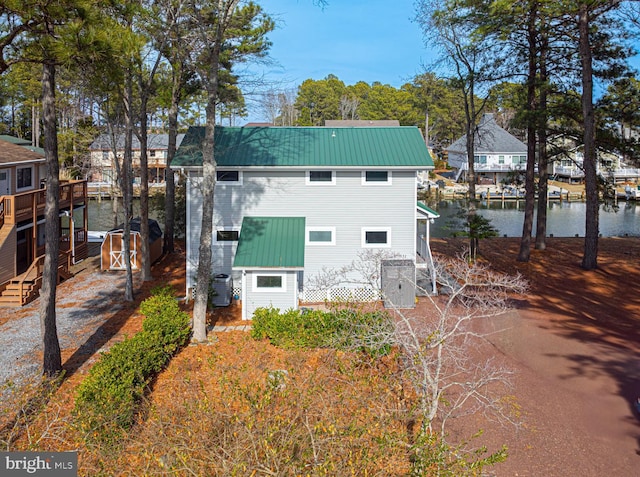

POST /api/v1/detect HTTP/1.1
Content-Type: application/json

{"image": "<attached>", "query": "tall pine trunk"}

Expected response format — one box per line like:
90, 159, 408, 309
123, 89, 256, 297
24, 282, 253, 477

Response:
164, 65, 181, 254
40, 60, 62, 377
192, 76, 219, 343
518, 1, 538, 262
535, 31, 549, 250
579, 3, 599, 270
122, 74, 135, 301
138, 99, 151, 281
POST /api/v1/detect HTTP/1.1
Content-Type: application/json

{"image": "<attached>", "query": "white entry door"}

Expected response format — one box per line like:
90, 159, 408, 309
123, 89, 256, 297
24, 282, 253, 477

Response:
0, 169, 10, 196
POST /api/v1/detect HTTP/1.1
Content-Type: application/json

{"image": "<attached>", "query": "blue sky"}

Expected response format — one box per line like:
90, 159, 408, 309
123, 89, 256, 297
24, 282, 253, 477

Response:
244, 0, 433, 122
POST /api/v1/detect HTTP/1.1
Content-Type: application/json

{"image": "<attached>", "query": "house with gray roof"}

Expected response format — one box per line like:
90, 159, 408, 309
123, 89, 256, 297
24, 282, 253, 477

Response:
446, 113, 527, 185
172, 125, 438, 319
89, 133, 185, 184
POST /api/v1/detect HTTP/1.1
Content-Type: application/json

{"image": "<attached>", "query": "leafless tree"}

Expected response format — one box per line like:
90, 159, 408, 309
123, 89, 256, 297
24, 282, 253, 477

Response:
310, 252, 527, 442
399, 255, 527, 437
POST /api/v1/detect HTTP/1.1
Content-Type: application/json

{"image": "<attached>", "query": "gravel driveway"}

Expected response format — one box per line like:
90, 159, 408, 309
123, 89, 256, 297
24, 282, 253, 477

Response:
0, 264, 132, 401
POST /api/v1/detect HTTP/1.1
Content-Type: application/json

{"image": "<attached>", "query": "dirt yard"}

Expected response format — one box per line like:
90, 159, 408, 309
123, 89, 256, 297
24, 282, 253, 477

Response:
430, 237, 640, 476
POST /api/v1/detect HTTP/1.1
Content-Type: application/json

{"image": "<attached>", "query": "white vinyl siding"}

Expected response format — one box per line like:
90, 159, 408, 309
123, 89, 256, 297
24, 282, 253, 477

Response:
185, 169, 417, 295
243, 271, 298, 319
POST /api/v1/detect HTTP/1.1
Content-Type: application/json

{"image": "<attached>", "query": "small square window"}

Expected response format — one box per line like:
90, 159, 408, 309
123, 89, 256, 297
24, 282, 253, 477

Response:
366, 231, 387, 244
309, 230, 332, 242
306, 170, 335, 185
253, 273, 287, 292
217, 170, 240, 182
362, 227, 391, 248
310, 171, 332, 181
216, 230, 239, 241
306, 227, 336, 245
365, 171, 388, 182
256, 275, 282, 288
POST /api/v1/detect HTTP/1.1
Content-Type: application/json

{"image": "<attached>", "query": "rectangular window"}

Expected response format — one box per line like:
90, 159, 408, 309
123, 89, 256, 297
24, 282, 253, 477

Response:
216, 170, 240, 182
306, 226, 336, 245
307, 170, 334, 183
252, 273, 287, 292
149, 150, 156, 157
361, 227, 391, 248
216, 230, 239, 242
17, 167, 33, 190
498, 155, 505, 164
362, 171, 391, 185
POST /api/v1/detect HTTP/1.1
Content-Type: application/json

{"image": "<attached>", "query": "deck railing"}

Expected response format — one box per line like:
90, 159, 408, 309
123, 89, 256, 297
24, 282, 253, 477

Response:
1, 181, 86, 226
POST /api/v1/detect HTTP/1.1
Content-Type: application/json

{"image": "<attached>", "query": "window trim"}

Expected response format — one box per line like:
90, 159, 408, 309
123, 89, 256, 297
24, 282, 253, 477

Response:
306, 170, 336, 185
16, 165, 34, 192
361, 170, 392, 185
252, 272, 287, 293
216, 170, 243, 185
306, 226, 336, 246
361, 227, 392, 248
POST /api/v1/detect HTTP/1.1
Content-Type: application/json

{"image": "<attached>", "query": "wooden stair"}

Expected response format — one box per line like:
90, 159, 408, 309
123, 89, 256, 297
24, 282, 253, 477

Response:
0, 278, 40, 307
0, 251, 73, 307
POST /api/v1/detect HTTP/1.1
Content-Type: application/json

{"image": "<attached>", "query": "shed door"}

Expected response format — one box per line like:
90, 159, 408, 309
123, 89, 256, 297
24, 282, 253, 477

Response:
109, 233, 138, 270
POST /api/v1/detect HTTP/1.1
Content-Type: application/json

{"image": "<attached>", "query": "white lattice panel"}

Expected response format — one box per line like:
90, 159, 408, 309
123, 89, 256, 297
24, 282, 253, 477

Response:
301, 287, 380, 303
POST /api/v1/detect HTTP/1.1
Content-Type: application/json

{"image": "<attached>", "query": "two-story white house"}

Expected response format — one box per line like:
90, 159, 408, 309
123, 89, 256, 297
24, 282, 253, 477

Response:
172, 126, 438, 319
89, 133, 185, 184
446, 113, 528, 185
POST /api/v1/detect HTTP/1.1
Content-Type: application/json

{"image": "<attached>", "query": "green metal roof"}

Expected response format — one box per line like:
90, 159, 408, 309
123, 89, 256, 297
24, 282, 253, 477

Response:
417, 201, 440, 218
172, 126, 434, 168
233, 217, 306, 269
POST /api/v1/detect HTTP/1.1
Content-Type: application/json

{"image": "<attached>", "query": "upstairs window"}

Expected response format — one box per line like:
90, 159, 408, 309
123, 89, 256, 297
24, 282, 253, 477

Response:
306, 170, 335, 185
216, 170, 242, 184
362, 171, 391, 185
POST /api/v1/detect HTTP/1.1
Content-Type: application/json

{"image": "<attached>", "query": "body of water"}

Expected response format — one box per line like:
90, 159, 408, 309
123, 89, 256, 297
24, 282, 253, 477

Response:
86, 198, 162, 231
431, 199, 640, 238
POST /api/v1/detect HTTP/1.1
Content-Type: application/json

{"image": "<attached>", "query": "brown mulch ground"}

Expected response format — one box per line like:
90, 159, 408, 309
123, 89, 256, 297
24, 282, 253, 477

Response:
2, 237, 640, 475
431, 237, 640, 476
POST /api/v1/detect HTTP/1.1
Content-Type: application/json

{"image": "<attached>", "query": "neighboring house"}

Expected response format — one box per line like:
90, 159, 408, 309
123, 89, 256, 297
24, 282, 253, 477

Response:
89, 133, 185, 184
551, 140, 640, 184
446, 113, 528, 185
172, 126, 437, 320
0, 138, 88, 306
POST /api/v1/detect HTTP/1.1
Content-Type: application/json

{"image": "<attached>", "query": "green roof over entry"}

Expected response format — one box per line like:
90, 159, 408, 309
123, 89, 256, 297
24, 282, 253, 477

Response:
172, 126, 434, 168
233, 217, 306, 269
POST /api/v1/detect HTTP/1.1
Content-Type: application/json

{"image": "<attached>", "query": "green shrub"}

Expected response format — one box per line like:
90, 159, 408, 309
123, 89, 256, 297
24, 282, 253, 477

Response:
251, 306, 393, 356
74, 285, 191, 445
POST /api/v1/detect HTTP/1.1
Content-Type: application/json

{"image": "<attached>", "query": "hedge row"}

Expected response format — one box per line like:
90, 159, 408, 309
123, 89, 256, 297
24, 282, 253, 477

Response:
74, 285, 191, 445
250, 306, 393, 356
